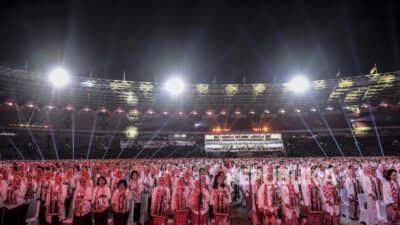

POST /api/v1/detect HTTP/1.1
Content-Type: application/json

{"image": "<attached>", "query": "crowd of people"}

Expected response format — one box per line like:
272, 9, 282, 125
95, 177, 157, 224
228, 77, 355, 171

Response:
0, 157, 399, 225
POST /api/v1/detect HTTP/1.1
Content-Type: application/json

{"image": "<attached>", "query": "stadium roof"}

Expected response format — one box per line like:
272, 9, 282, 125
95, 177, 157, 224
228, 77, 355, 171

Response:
0, 66, 399, 114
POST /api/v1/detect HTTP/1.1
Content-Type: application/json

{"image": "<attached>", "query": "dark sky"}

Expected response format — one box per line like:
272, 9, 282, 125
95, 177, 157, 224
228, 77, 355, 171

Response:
0, 0, 399, 83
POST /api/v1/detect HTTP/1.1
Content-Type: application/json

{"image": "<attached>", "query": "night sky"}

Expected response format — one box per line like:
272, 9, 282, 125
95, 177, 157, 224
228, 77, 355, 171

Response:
0, 0, 399, 83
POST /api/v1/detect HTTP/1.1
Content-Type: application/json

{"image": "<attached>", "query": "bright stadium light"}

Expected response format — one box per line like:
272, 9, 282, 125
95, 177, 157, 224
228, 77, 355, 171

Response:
165, 77, 185, 96
48, 67, 70, 87
288, 75, 310, 93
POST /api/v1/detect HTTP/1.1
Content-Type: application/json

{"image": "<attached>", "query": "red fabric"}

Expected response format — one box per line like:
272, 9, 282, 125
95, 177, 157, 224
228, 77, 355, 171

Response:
191, 213, 208, 225
153, 216, 168, 225
282, 214, 298, 225
390, 181, 398, 206
173, 211, 187, 225
213, 215, 228, 225
264, 184, 268, 208
322, 183, 333, 203
304, 207, 323, 225
324, 212, 340, 225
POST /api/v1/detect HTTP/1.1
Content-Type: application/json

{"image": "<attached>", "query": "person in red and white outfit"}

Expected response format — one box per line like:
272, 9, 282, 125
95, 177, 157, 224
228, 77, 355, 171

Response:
92, 176, 111, 225
45, 173, 67, 225
0, 174, 7, 223
72, 176, 93, 225
38, 170, 54, 225
112, 179, 131, 225
151, 176, 171, 225
63, 168, 76, 217
344, 166, 360, 220
362, 165, 381, 225
281, 171, 300, 225
210, 173, 231, 225
257, 166, 279, 225
4, 174, 26, 225
301, 168, 323, 225
111, 169, 124, 192
172, 177, 190, 225
322, 175, 341, 225
190, 179, 210, 225
383, 169, 400, 225
129, 170, 143, 225
24, 173, 37, 205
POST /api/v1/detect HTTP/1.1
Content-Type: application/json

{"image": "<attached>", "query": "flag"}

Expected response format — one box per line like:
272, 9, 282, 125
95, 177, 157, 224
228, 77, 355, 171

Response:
335, 69, 341, 78
370, 63, 378, 74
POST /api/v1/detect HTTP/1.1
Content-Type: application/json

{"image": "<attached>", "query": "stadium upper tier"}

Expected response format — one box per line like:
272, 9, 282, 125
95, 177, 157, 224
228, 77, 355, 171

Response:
0, 66, 399, 114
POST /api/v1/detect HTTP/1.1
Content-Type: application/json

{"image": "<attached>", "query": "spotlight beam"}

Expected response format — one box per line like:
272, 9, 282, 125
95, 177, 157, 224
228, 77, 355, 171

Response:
103, 114, 124, 159
135, 117, 171, 158
298, 115, 328, 157
86, 113, 98, 159
367, 101, 385, 156
166, 146, 182, 158
46, 113, 59, 159
339, 102, 363, 156
131, 105, 156, 158
184, 145, 200, 157
315, 104, 344, 156
15, 106, 44, 160
71, 112, 75, 160
150, 147, 162, 159
116, 145, 128, 159
1, 127, 24, 159
27, 106, 38, 125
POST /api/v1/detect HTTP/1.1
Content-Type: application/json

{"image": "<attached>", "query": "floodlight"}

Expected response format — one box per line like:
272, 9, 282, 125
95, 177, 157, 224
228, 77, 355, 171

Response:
48, 67, 70, 87
379, 102, 388, 107
288, 75, 310, 93
165, 77, 185, 95
360, 103, 369, 109
82, 106, 92, 112
114, 108, 125, 113
326, 106, 333, 111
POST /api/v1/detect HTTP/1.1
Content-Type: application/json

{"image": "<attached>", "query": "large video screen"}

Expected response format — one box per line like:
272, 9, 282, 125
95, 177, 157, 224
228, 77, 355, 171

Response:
204, 133, 284, 152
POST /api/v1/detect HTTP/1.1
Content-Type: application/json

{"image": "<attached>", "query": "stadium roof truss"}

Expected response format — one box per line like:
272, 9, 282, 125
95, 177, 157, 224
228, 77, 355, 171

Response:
0, 66, 399, 114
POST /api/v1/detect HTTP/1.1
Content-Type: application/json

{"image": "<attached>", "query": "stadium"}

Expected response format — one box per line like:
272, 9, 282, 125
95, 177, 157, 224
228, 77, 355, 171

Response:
0, 66, 399, 160
1, 1, 400, 225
